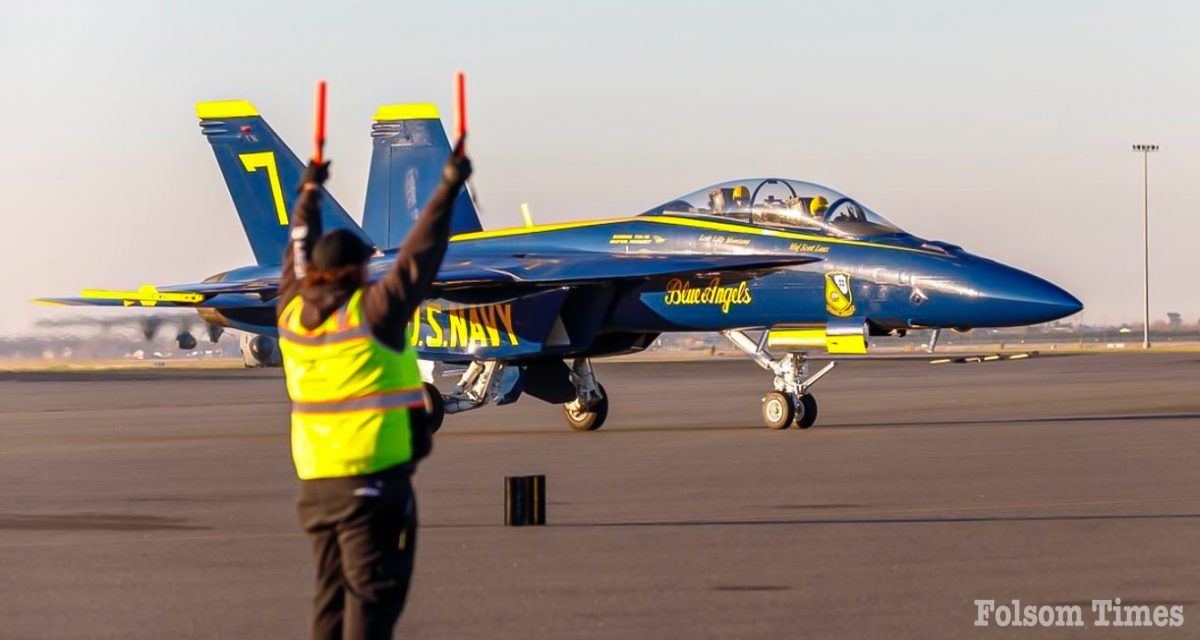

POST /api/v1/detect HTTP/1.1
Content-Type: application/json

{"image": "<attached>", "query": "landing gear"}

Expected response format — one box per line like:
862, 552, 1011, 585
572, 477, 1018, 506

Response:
795, 393, 818, 429
761, 391, 794, 430
422, 382, 445, 434
565, 383, 608, 431
564, 358, 608, 431
724, 329, 835, 430
421, 358, 613, 432
760, 391, 818, 430
441, 360, 507, 415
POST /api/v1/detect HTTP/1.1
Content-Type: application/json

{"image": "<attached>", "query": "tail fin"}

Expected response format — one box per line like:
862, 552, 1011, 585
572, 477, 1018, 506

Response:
363, 104, 482, 248
197, 100, 373, 265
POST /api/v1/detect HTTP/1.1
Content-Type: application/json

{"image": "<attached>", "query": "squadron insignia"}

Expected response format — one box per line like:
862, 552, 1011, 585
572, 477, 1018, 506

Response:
825, 271, 856, 318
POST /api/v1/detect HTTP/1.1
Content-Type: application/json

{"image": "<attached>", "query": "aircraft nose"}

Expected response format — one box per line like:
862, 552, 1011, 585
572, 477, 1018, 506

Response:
978, 261, 1082, 325
1020, 278, 1083, 322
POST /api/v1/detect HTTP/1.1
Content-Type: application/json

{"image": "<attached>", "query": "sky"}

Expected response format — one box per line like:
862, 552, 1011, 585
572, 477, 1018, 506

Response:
1, 0, 1197, 334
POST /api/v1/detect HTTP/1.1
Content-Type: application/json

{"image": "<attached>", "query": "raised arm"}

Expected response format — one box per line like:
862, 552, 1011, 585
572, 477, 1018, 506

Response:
277, 162, 329, 314
362, 148, 472, 349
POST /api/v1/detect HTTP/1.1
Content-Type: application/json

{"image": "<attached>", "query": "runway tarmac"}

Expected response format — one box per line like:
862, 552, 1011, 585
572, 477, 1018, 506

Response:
1, 353, 1197, 639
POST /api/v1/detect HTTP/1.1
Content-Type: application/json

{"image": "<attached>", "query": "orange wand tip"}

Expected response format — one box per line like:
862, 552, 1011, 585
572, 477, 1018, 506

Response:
454, 71, 467, 155
313, 80, 328, 163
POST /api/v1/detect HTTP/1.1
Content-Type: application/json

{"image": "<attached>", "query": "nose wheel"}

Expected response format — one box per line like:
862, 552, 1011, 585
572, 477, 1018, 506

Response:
761, 391, 794, 429
795, 393, 818, 429
760, 391, 819, 430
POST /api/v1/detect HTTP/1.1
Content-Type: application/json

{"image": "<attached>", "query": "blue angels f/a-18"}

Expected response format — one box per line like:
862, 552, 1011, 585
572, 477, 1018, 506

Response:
37, 99, 1082, 431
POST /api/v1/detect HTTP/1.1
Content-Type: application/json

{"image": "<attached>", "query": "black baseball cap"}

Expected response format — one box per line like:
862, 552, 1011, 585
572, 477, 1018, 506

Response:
311, 230, 373, 270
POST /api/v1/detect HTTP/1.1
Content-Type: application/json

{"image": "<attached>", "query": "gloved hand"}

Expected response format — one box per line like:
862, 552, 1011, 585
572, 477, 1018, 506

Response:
443, 138, 472, 186
301, 160, 330, 190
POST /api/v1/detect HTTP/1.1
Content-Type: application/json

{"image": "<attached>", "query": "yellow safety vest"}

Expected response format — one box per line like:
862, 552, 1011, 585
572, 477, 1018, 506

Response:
278, 289, 425, 480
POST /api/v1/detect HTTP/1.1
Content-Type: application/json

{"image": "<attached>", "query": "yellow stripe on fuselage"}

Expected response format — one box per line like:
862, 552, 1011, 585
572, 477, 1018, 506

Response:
450, 215, 931, 254
452, 217, 627, 242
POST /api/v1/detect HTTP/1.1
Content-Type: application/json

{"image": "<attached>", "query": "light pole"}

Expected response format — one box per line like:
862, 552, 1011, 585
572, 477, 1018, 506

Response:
1132, 144, 1158, 349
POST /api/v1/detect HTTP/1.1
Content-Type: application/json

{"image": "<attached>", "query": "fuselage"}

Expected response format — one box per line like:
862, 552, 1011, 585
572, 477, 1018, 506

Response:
203, 211, 1081, 362
445, 213, 1080, 331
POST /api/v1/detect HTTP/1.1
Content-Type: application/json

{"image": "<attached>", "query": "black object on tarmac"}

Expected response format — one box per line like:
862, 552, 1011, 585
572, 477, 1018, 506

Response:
505, 475, 546, 526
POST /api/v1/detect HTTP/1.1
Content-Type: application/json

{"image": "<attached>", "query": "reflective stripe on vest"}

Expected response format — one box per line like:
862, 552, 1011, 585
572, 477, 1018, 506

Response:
291, 388, 427, 414
278, 289, 424, 480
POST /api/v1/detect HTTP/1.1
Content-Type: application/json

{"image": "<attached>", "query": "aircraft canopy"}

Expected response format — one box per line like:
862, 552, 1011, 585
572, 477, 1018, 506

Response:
643, 178, 903, 238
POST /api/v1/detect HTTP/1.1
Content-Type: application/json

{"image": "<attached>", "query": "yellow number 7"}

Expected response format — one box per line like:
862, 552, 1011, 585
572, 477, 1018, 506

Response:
238, 151, 289, 226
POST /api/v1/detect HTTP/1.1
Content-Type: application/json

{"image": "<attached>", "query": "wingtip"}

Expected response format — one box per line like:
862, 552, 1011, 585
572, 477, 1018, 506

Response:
196, 99, 259, 120
29, 298, 65, 307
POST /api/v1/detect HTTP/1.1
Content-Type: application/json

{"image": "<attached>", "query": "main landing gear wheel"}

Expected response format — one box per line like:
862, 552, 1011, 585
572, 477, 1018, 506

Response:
761, 391, 795, 430
564, 383, 608, 432
423, 382, 445, 434
794, 394, 818, 429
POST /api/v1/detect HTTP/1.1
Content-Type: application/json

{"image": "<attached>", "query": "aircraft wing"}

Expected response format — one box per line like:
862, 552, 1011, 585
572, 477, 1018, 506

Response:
434, 253, 820, 288
32, 281, 276, 308
33, 254, 818, 307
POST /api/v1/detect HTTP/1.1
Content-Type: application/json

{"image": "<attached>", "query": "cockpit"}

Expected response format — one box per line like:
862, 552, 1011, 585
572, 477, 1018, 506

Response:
641, 178, 905, 239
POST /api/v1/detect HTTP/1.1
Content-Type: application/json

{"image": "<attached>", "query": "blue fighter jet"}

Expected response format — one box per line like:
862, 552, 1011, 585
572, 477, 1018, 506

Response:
37, 100, 1082, 431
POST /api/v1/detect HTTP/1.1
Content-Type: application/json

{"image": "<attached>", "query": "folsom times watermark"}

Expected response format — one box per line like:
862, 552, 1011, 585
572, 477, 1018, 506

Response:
975, 599, 1184, 628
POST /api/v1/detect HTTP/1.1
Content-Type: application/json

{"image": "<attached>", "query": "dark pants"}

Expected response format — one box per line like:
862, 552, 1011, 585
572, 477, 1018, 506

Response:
298, 470, 417, 640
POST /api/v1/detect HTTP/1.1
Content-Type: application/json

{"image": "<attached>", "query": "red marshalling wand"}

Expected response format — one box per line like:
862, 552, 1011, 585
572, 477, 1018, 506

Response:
293, 80, 327, 280
454, 71, 467, 156
313, 80, 327, 164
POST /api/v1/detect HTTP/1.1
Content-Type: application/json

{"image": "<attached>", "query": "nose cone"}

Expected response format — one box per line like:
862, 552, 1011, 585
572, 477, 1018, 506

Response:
976, 260, 1082, 326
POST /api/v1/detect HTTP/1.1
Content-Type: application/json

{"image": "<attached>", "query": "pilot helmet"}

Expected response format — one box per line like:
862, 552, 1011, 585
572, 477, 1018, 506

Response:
809, 196, 829, 217
731, 185, 751, 204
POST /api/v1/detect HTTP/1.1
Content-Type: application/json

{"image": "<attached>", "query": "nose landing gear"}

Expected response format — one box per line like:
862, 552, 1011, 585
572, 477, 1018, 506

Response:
724, 329, 834, 430
760, 390, 819, 430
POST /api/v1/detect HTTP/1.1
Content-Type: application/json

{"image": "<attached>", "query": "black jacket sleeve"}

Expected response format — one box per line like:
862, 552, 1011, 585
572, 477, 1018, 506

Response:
361, 154, 471, 350
277, 184, 324, 317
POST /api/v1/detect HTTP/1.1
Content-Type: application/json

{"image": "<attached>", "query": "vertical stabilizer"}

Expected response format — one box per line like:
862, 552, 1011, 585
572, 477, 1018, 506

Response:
197, 100, 373, 265
363, 104, 481, 248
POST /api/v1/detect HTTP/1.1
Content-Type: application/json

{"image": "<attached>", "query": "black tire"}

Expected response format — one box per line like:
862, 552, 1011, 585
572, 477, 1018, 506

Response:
423, 382, 445, 434
564, 383, 608, 431
761, 391, 795, 430
794, 393, 818, 429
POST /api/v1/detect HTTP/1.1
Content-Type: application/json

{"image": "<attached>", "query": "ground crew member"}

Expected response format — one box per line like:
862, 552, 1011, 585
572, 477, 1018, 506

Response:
277, 142, 471, 640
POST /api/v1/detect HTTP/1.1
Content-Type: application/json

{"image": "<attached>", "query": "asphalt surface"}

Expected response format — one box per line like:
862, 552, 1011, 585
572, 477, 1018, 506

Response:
0, 353, 1197, 639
